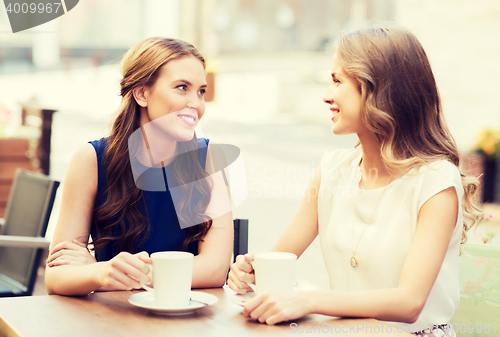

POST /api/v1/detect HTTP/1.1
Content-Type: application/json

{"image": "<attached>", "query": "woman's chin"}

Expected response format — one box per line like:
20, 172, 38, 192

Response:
331, 122, 354, 136
331, 127, 342, 135
176, 132, 196, 142
331, 128, 350, 136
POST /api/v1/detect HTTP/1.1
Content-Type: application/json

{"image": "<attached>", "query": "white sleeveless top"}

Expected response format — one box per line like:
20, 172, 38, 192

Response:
317, 147, 462, 332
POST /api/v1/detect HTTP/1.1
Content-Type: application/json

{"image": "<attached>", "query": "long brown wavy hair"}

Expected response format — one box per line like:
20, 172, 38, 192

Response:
92, 37, 213, 253
334, 26, 482, 248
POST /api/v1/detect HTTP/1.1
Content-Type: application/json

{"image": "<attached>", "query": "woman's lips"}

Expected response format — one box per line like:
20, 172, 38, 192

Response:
178, 114, 197, 126
331, 111, 339, 121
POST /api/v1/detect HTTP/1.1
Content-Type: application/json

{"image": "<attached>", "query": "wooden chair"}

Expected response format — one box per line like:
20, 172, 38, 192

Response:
450, 243, 500, 336
0, 170, 59, 297
20, 97, 57, 175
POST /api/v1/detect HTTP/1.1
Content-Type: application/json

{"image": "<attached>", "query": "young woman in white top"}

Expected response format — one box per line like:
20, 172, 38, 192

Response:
227, 26, 481, 336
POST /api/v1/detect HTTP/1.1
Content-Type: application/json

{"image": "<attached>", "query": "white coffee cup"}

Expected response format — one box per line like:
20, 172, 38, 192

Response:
250, 252, 297, 294
141, 251, 193, 308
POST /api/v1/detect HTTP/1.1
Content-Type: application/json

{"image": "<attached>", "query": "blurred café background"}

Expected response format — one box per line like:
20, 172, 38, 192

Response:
1, 0, 500, 290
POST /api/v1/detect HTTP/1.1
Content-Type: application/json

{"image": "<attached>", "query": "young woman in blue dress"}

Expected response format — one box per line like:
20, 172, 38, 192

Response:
45, 38, 234, 296
228, 26, 481, 336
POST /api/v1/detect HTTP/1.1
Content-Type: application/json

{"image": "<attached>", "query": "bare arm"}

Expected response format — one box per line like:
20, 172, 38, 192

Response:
192, 144, 234, 288
228, 166, 321, 293
45, 144, 99, 294
192, 205, 233, 288
271, 165, 321, 257
45, 144, 150, 295
307, 187, 459, 323
244, 187, 459, 325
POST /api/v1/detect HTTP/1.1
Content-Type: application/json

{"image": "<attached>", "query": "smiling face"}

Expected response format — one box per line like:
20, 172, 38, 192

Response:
135, 55, 207, 143
323, 52, 365, 136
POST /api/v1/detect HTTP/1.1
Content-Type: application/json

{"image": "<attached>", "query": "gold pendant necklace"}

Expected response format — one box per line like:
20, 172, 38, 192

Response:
350, 173, 392, 268
350, 255, 358, 268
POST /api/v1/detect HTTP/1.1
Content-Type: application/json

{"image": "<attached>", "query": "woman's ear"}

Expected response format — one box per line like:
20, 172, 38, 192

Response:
132, 86, 148, 107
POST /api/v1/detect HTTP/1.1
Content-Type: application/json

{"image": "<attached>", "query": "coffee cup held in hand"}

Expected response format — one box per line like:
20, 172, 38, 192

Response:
248, 252, 297, 294
141, 251, 193, 308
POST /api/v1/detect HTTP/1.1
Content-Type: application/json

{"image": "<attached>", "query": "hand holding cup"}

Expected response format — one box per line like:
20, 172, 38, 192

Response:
228, 253, 255, 294
228, 252, 297, 295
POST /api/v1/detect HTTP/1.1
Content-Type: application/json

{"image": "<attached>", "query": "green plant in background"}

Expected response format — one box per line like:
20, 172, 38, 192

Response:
452, 244, 500, 337
481, 232, 496, 245
478, 215, 496, 245
474, 214, 496, 245
463, 256, 500, 305
474, 129, 500, 158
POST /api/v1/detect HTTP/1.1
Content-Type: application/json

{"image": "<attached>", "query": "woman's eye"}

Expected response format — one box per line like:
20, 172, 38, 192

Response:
333, 78, 340, 84
177, 85, 187, 91
199, 88, 206, 96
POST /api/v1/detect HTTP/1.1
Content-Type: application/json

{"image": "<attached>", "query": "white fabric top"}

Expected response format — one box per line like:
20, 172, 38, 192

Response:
317, 147, 463, 332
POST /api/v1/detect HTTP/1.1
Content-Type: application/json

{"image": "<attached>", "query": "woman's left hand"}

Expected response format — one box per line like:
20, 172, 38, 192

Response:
46, 239, 96, 267
242, 291, 313, 325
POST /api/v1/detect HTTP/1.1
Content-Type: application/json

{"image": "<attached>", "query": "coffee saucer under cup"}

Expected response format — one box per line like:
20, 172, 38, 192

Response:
128, 291, 217, 315
227, 283, 300, 307
228, 291, 256, 306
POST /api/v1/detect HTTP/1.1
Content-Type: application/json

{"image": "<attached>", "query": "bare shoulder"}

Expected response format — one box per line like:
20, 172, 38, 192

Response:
71, 143, 98, 165
68, 144, 98, 173
64, 143, 98, 193
51, 143, 100, 246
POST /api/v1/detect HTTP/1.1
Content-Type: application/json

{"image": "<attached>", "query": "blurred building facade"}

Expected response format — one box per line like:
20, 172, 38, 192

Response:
1, 0, 499, 152
208, 0, 395, 54
0, 0, 396, 72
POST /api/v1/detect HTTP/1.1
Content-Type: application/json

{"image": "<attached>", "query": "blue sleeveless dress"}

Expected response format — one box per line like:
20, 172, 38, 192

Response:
89, 137, 209, 262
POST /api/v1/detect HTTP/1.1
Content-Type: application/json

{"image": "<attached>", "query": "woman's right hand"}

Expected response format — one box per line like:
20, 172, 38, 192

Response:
227, 253, 255, 294
96, 251, 152, 291
46, 239, 96, 267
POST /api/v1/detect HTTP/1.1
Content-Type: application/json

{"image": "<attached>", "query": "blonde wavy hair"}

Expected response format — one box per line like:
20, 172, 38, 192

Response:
334, 26, 482, 249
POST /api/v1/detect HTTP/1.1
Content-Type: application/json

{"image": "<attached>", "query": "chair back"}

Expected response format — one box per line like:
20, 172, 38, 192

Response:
450, 243, 500, 336
233, 219, 248, 262
0, 169, 59, 296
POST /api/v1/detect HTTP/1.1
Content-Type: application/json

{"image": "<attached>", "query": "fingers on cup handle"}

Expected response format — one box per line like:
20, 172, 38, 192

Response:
244, 253, 254, 262
134, 252, 152, 278
227, 278, 249, 295
140, 260, 153, 285
236, 254, 254, 273
245, 282, 257, 293
235, 254, 246, 264
136, 251, 152, 263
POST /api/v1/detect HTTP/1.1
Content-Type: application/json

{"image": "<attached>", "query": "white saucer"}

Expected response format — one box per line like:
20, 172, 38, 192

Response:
128, 291, 218, 315
228, 291, 256, 306
228, 285, 301, 307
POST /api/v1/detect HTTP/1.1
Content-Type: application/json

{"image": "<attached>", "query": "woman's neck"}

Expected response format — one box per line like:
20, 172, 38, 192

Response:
138, 130, 177, 168
358, 132, 391, 189
139, 112, 177, 167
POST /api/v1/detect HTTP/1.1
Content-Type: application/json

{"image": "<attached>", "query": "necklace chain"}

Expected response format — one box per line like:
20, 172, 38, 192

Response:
350, 174, 392, 268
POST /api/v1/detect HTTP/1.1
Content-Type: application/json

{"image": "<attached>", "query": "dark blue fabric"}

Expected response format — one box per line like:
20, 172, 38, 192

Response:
89, 137, 209, 262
